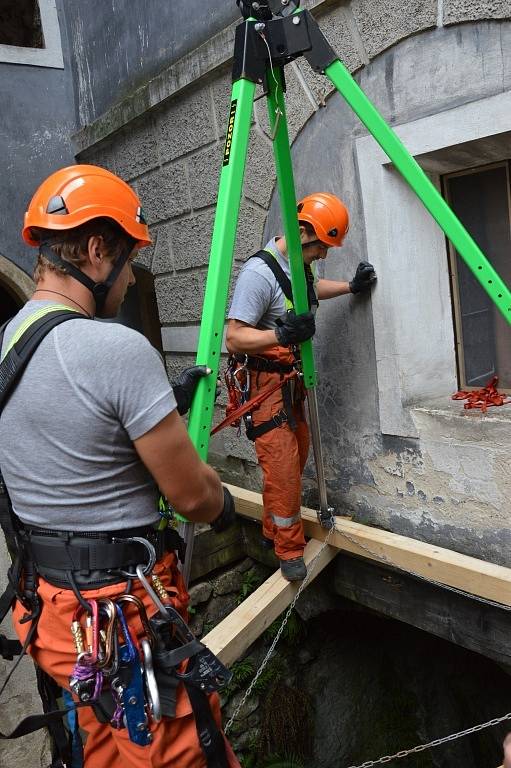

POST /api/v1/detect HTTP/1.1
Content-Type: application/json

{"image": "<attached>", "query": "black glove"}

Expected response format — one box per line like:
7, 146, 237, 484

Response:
210, 486, 237, 534
274, 310, 316, 347
171, 365, 212, 416
349, 261, 377, 294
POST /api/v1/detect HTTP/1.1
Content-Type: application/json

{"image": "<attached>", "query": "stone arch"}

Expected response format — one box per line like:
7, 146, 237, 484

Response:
0, 254, 33, 323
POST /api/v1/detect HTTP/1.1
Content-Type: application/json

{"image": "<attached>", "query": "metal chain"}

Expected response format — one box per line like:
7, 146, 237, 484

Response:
224, 512, 511, 752
334, 524, 511, 612
224, 523, 336, 733
344, 712, 511, 767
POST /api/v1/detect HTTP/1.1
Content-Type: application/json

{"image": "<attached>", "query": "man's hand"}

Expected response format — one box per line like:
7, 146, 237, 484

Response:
349, 261, 377, 294
171, 365, 212, 415
275, 310, 316, 347
210, 486, 237, 533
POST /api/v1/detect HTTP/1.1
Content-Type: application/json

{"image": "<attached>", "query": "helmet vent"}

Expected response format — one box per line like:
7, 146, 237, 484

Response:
46, 196, 68, 215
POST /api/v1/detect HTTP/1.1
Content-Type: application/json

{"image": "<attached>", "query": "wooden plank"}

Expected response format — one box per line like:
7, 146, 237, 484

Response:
334, 553, 511, 666
202, 538, 337, 666
227, 484, 511, 606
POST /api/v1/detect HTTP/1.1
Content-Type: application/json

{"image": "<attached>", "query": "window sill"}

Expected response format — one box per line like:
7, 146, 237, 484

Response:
410, 395, 511, 423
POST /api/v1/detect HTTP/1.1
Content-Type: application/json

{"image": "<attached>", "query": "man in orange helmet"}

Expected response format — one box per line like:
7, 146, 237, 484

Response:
226, 193, 376, 581
0, 165, 239, 766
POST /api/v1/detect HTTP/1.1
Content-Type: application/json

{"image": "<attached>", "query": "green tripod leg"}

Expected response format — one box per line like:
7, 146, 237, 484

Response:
324, 58, 511, 325
267, 66, 334, 528
178, 76, 257, 585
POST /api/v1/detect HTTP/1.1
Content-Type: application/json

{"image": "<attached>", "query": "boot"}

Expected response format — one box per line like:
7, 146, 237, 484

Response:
280, 556, 306, 582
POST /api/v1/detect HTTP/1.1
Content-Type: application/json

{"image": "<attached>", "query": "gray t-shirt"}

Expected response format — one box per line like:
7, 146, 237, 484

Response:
0, 300, 177, 531
228, 238, 317, 329
228, 238, 293, 330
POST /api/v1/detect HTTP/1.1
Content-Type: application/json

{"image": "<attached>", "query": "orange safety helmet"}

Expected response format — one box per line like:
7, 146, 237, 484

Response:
297, 192, 349, 248
22, 164, 151, 248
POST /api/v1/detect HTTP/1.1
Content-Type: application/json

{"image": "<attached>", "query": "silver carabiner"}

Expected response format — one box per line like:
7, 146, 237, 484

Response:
141, 638, 161, 723
111, 536, 157, 579
135, 564, 171, 619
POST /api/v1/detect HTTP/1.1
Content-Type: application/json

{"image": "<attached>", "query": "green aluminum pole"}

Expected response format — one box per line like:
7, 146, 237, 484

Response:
324, 58, 511, 325
266, 66, 316, 390
188, 77, 256, 452
267, 66, 333, 526
179, 76, 256, 584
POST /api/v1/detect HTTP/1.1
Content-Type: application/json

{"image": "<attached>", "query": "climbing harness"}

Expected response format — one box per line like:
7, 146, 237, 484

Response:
0, 309, 232, 768
216, 355, 298, 439
218, 248, 315, 443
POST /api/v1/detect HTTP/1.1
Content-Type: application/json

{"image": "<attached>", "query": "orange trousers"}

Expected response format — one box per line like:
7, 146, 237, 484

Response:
249, 348, 309, 561
12, 551, 240, 768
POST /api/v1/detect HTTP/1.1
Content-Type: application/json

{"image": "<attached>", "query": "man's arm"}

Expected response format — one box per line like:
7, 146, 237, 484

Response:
316, 262, 377, 300
316, 278, 351, 300
226, 319, 278, 354
134, 409, 224, 523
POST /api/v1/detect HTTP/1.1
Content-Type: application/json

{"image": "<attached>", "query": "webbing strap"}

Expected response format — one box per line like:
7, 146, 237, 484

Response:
1, 303, 78, 359
211, 370, 296, 435
249, 250, 293, 302
0, 308, 87, 413
249, 249, 318, 311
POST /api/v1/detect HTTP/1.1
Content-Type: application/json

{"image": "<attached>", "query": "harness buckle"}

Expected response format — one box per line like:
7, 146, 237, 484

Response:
272, 409, 288, 427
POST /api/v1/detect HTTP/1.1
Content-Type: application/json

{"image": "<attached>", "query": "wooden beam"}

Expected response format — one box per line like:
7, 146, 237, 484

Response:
334, 553, 511, 666
227, 484, 511, 606
202, 538, 337, 666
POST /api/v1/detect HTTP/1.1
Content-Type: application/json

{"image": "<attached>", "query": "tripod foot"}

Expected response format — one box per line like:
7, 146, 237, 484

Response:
317, 507, 335, 530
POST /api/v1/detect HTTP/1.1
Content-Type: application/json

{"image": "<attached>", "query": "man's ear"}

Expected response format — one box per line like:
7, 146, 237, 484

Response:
298, 224, 307, 242
87, 235, 104, 264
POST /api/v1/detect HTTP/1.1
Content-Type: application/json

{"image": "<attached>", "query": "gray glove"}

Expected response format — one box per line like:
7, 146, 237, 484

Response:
171, 365, 212, 415
275, 310, 316, 346
349, 261, 377, 294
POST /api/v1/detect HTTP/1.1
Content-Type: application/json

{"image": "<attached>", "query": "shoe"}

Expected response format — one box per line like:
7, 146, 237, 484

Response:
261, 537, 275, 550
280, 556, 307, 582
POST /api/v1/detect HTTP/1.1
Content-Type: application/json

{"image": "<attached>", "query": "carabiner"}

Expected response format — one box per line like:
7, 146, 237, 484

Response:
111, 536, 157, 579
116, 593, 157, 645
96, 597, 117, 669
73, 599, 100, 665
141, 638, 161, 722
135, 564, 171, 620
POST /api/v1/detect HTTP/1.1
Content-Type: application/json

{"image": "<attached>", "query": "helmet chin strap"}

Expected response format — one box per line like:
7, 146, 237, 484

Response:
39, 241, 134, 315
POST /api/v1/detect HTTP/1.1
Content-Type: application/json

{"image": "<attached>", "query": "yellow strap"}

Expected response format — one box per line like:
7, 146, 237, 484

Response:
2, 304, 79, 360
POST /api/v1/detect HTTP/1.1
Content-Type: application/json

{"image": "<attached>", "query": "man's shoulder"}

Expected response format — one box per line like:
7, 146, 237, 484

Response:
59, 318, 152, 354
238, 251, 279, 285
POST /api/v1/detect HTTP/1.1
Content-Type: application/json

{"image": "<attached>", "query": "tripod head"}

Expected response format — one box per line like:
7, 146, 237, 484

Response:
236, 0, 300, 22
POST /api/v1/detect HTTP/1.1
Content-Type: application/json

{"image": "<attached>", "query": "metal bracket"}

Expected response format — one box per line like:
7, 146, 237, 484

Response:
233, 11, 313, 83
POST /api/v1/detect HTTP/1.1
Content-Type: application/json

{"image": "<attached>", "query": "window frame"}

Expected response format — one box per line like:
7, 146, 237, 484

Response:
443, 161, 511, 393
355, 90, 511, 437
0, 0, 63, 69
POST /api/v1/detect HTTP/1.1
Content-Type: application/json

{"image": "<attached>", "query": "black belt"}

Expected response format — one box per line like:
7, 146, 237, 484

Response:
22, 525, 185, 589
233, 353, 295, 374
